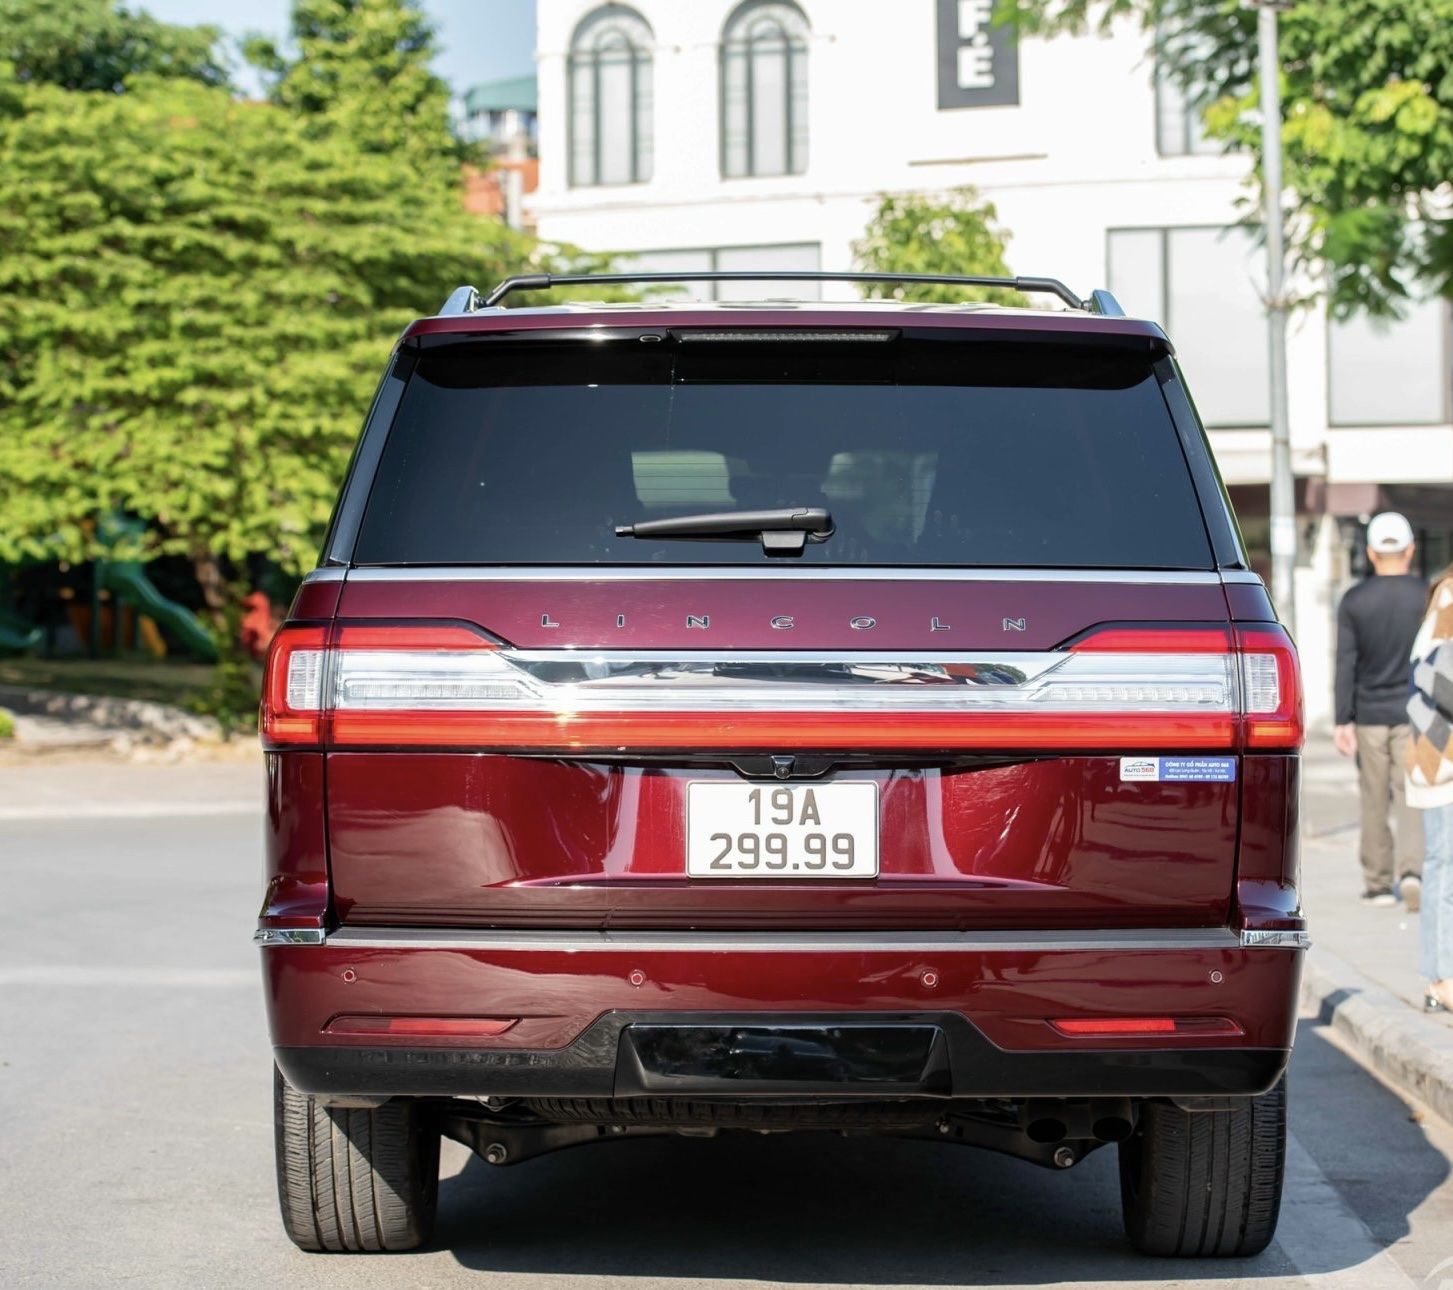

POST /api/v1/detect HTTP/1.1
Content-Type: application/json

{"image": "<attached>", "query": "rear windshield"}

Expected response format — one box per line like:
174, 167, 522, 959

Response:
352, 338, 1213, 568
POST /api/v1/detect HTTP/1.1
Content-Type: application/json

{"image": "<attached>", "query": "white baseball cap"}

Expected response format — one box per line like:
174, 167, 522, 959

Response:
1366, 511, 1414, 553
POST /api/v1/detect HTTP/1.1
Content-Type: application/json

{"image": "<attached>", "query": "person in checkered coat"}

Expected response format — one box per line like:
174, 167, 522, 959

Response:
1407, 567, 1453, 1012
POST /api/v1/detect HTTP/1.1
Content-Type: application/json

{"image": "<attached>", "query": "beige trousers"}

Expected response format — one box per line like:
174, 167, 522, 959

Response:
1357, 724, 1425, 894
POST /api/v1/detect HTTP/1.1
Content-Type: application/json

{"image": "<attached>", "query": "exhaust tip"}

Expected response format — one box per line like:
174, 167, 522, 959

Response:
1027, 1117, 1068, 1144
1093, 1115, 1134, 1143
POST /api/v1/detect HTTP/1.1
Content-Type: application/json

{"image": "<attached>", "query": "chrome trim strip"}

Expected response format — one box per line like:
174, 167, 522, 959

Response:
259, 925, 1302, 953
254, 927, 327, 946
1239, 929, 1310, 950
344, 567, 1225, 585
302, 568, 346, 583
319, 927, 1242, 953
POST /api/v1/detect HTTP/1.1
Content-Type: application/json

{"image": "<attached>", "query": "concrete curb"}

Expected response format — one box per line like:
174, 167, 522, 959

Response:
0, 684, 220, 741
1301, 946, 1453, 1126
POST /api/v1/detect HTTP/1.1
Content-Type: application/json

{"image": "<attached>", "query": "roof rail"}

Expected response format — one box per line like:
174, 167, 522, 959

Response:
1085, 289, 1126, 317
454, 271, 1089, 312
439, 285, 482, 315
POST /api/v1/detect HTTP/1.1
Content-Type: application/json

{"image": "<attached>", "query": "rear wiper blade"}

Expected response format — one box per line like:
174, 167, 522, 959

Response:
615, 507, 835, 557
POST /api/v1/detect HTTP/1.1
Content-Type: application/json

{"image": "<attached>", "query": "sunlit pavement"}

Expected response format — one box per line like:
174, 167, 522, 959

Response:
4, 757, 1453, 1289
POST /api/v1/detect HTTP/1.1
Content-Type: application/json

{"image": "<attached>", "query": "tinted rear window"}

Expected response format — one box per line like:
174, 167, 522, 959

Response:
352, 338, 1213, 568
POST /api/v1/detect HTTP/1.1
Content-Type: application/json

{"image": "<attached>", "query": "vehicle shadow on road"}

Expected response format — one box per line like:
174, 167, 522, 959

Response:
437, 1021, 1447, 1285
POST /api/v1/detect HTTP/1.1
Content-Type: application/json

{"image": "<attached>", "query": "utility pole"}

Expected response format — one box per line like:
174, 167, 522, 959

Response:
502, 108, 527, 233
1254, 0, 1297, 638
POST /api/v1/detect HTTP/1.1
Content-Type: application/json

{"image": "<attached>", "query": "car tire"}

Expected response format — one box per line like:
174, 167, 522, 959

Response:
273, 1066, 440, 1252
1119, 1078, 1286, 1257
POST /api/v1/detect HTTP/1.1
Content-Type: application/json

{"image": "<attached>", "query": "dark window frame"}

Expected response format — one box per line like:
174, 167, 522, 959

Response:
1326, 298, 1453, 428
720, 0, 810, 179
1105, 223, 1272, 430
1152, 57, 1219, 159
568, 4, 654, 189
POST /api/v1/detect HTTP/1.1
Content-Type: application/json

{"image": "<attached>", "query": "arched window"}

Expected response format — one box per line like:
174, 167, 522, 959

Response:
721, 1, 809, 178
569, 6, 653, 187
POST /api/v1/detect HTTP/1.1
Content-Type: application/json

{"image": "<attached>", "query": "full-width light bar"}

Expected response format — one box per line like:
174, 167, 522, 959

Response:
261, 621, 1302, 752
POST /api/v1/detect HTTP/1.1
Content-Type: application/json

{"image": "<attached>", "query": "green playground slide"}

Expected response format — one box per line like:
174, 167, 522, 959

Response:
0, 608, 42, 654
92, 516, 217, 663
98, 562, 218, 663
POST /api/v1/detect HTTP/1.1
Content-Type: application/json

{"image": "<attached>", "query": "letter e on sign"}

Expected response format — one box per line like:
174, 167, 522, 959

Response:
936, 0, 1019, 108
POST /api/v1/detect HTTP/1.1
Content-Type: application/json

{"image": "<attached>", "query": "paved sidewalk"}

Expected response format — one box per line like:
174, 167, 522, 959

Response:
1300, 741, 1449, 1022
0, 751, 262, 818
1299, 738, 1453, 1125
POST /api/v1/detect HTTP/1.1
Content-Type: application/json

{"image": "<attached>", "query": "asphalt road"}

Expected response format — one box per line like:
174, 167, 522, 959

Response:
5, 763, 1453, 1290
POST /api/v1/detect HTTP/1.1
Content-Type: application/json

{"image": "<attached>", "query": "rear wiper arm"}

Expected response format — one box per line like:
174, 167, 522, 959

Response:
615, 507, 835, 558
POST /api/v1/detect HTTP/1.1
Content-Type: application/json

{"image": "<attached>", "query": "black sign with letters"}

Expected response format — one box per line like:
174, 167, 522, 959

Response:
937, 0, 1020, 108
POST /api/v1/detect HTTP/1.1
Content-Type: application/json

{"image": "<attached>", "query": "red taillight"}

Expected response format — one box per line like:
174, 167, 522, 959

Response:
260, 624, 328, 747
1069, 625, 1232, 653
1072, 621, 1303, 752
1237, 623, 1303, 750
1051, 1017, 1242, 1037
333, 624, 497, 651
260, 617, 1302, 754
259, 622, 500, 750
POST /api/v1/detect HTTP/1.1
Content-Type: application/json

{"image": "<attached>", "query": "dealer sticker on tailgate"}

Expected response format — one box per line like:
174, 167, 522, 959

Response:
1120, 756, 1237, 783
686, 782, 879, 878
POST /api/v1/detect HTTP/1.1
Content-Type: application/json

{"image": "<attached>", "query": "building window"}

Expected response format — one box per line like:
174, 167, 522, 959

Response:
623, 243, 821, 300
721, 1, 809, 178
1107, 226, 1269, 427
1329, 300, 1450, 426
569, 6, 653, 187
1153, 23, 1218, 157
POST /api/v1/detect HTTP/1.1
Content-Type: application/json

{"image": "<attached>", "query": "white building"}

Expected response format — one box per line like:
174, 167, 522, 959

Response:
529, 0, 1453, 726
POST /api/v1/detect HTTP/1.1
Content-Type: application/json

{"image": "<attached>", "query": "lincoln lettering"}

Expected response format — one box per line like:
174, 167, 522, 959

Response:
530, 612, 1024, 633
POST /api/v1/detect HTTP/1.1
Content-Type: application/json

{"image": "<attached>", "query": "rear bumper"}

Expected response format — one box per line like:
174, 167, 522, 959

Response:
260, 927, 1304, 1101
275, 1015, 1291, 1102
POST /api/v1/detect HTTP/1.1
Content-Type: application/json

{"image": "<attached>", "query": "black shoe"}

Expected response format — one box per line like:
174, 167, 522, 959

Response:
1400, 874, 1422, 912
1426, 991, 1448, 1014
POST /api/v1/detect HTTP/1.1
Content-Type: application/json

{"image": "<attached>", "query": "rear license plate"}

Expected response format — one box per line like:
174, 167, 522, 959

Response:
686, 782, 879, 878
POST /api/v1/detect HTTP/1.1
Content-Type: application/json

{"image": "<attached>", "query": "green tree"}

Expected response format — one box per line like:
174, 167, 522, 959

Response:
0, 0, 226, 91
1001, 0, 1453, 315
0, 72, 533, 636
853, 188, 1026, 305
244, 0, 463, 175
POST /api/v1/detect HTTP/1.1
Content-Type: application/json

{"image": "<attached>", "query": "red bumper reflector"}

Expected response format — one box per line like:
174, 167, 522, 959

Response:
325, 1015, 518, 1038
1051, 1017, 1242, 1037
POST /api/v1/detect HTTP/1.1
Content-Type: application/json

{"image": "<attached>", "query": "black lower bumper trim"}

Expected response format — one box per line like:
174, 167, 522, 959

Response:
619, 1023, 950, 1095
275, 1012, 1290, 1102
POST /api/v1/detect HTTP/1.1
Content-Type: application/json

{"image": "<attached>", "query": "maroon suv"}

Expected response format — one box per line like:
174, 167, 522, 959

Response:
258, 270, 1305, 1257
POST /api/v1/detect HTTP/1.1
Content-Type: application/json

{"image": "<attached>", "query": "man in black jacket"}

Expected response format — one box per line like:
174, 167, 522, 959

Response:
1334, 512, 1426, 907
